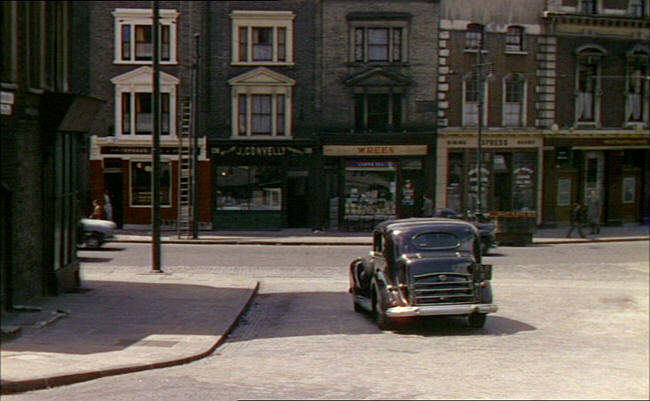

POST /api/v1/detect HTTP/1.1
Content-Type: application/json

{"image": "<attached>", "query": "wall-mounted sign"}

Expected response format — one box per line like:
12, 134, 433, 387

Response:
324, 145, 428, 156
100, 146, 188, 155
445, 137, 540, 148
211, 146, 313, 157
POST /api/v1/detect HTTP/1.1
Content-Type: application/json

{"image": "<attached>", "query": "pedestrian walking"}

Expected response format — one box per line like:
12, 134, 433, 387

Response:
103, 189, 113, 221
586, 190, 601, 234
421, 195, 433, 217
566, 202, 586, 238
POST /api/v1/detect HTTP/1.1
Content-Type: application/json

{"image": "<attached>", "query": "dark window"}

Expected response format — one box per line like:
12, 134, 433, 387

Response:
276, 95, 285, 135
131, 162, 171, 206
239, 27, 247, 62
580, 0, 597, 14
277, 27, 286, 62
122, 93, 131, 134
368, 94, 390, 131
355, 93, 402, 132
121, 25, 131, 60
238, 95, 247, 135
506, 26, 524, 52
161, 25, 170, 61
465, 24, 484, 50
412, 232, 460, 250
1, 2, 14, 83
354, 27, 403, 63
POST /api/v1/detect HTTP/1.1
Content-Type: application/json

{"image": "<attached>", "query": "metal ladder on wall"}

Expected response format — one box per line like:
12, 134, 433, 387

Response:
177, 96, 194, 238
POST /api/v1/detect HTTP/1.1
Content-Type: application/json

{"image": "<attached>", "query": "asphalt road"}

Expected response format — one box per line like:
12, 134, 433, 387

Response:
6, 241, 649, 400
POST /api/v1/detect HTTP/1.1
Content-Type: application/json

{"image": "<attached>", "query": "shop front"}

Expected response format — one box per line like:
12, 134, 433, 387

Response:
89, 136, 210, 228
543, 135, 650, 226
322, 144, 433, 231
436, 133, 543, 223
210, 142, 316, 230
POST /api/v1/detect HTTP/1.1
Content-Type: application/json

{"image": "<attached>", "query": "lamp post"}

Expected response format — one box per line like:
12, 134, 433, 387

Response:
151, 0, 162, 272
475, 27, 485, 215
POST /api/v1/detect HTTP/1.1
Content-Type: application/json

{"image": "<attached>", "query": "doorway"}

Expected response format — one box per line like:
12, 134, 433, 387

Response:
104, 173, 123, 228
287, 173, 309, 228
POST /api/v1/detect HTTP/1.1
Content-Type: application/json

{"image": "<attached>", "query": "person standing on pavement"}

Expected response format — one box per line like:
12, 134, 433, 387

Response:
586, 189, 601, 234
421, 195, 433, 217
89, 199, 105, 220
103, 189, 113, 222
566, 202, 586, 238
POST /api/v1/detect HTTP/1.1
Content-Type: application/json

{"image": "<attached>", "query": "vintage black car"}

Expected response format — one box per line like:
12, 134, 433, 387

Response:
349, 218, 497, 329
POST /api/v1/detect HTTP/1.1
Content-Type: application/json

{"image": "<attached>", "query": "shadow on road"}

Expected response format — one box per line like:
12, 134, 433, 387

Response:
229, 291, 536, 341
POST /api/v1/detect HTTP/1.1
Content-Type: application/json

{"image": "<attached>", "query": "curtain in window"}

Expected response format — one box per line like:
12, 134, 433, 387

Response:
252, 95, 272, 134
135, 93, 152, 134
355, 28, 364, 62
252, 28, 272, 61
368, 28, 388, 61
122, 93, 131, 134
135, 25, 152, 60
161, 25, 170, 61
238, 95, 247, 135
504, 77, 523, 126
239, 27, 247, 62
276, 95, 285, 134
277, 28, 286, 62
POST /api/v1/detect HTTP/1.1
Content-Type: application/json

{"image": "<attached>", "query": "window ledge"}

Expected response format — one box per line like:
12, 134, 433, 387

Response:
347, 61, 410, 67
114, 60, 178, 65
1, 82, 18, 90
463, 49, 489, 54
231, 62, 295, 67
230, 135, 293, 140
505, 50, 528, 55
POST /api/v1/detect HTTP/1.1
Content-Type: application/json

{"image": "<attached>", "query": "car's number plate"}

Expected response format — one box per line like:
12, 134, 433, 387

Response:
474, 264, 492, 281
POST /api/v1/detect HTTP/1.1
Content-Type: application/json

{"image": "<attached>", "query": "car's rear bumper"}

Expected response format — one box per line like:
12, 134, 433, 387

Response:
385, 303, 498, 318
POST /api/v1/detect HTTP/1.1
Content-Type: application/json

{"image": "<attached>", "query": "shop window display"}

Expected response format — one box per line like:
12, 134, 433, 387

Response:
131, 161, 171, 206
344, 162, 396, 227
216, 165, 283, 211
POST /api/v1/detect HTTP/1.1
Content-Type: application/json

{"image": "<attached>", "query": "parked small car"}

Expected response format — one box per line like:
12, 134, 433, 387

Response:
349, 218, 497, 330
78, 218, 116, 248
434, 209, 498, 255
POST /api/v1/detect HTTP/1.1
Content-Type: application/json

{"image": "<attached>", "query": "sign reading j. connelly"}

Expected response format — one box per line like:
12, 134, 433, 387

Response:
323, 145, 428, 156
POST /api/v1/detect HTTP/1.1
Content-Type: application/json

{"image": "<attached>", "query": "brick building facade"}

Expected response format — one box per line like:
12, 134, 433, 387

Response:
1, 2, 103, 310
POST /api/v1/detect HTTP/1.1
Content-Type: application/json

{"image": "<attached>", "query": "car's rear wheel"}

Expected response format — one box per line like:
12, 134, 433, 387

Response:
468, 313, 487, 328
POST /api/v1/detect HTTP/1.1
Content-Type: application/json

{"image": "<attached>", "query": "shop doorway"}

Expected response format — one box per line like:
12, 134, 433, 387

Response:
104, 173, 123, 228
287, 173, 309, 228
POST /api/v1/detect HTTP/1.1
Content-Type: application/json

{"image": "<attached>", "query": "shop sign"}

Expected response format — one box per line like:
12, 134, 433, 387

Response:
346, 161, 397, 170
446, 137, 540, 148
1, 91, 14, 115
100, 146, 186, 155
323, 145, 428, 156
211, 145, 313, 157
514, 167, 534, 186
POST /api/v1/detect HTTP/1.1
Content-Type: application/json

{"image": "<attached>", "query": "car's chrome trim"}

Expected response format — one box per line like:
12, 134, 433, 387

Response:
385, 303, 498, 317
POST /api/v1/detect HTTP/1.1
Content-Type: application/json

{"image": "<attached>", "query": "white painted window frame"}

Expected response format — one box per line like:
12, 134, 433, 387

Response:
462, 73, 488, 127
230, 10, 295, 66
502, 73, 527, 127
112, 8, 178, 65
111, 69, 179, 138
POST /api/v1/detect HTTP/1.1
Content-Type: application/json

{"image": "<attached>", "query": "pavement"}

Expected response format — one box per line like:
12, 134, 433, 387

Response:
1, 222, 648, 395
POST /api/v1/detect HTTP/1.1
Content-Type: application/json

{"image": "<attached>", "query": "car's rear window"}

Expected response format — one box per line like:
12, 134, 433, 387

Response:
411, 232, 460, 250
